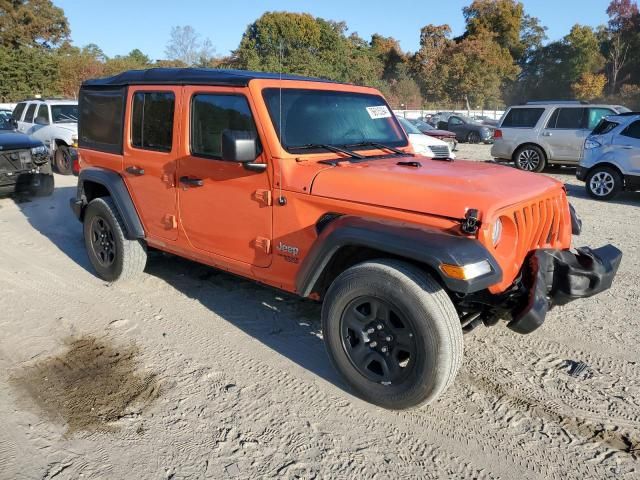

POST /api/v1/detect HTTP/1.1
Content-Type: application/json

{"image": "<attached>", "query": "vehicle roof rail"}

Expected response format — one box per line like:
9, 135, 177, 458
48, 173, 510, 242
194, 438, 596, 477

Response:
524, 100, 587, 105
611, 111, 640, 117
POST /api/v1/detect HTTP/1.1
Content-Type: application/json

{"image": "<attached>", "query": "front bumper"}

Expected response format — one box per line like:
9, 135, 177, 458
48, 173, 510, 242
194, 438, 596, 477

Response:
508, 245, 622, 334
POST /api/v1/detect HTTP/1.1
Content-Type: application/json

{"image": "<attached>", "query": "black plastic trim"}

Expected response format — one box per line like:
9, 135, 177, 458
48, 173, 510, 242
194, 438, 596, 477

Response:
624, 174, 640, 190
296, 215, 503, 296
72, 167, 145, 239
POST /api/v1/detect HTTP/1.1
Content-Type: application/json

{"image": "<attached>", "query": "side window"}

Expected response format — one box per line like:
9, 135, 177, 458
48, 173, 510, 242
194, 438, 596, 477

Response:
501, 108, 544, 128
547, 108, 585, 129
37, 104, 50, 124
191, 94, 257, 159
12, 102, 26, 121
621, 120, 640, 140
24, 103, 37, 123
449, 116, 463, 126
79, 87, 126, 154
587, 108, 614, 130
131, 92, 175, 152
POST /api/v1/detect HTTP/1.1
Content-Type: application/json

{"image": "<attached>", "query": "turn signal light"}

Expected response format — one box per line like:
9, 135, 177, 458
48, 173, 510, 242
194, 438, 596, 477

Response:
440, 261, 492, 280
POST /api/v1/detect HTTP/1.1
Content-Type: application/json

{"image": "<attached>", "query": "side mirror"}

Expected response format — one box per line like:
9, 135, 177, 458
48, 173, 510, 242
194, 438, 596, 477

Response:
10, 119, 18, 129
221, 129, 266, 172
35, 115, 49, 126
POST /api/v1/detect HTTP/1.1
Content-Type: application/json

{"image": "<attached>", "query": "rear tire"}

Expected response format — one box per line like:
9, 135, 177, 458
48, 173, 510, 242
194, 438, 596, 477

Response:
586, 166, 622, 200
54, 146, 73, 175
514, 145, 546, 172
322, 259, 463, 409
83, 197, 147, 282
466, 131, 480, 144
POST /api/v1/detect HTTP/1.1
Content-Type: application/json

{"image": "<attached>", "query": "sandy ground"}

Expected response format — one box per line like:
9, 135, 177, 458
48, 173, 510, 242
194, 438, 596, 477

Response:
0, 151, 639, 479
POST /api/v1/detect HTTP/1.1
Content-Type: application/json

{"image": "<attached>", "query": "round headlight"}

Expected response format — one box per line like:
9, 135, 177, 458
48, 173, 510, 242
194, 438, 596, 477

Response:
492, 218, 503, 246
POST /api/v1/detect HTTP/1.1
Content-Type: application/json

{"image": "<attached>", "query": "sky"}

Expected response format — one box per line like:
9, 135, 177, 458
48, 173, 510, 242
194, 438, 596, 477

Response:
55, 0, 613, 61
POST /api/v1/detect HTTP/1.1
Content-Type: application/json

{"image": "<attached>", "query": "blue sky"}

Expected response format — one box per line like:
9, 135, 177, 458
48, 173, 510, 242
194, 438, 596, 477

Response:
55, 0, 612, 60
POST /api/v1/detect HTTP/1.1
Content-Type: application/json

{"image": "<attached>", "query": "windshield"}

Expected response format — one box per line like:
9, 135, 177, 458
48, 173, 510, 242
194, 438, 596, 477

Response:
0, 111, 14, 130
397, 117, 422, 135
51, 104, 78, 123
409, 119, 434, 130
263, 88, 407, 152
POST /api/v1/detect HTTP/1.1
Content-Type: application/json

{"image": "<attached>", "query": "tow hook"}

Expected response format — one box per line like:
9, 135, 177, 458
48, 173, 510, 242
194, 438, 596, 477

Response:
462, 209, 480, 234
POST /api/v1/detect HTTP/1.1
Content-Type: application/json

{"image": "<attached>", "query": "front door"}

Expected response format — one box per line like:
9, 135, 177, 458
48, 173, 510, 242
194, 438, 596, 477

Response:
539, 107, 589, 162
616, 119, 640, 177
123, 87, 180, 241
177, 87, 272, 267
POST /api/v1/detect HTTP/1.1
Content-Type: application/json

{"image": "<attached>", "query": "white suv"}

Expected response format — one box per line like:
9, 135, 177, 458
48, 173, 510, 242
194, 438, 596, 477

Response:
12, 99, 78, 175
491, 101, 630, 172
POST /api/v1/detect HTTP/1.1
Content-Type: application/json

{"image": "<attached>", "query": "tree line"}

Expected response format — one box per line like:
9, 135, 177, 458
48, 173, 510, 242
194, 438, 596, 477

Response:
1, 0, 639, 109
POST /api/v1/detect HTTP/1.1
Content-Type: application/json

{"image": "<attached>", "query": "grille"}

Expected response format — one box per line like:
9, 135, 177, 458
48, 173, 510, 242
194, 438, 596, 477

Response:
512, 194, 565, 260
429, 145, 451, 158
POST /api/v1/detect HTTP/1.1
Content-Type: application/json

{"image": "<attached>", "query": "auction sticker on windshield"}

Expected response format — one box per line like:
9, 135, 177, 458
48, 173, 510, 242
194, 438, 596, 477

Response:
366, 105, 392, 119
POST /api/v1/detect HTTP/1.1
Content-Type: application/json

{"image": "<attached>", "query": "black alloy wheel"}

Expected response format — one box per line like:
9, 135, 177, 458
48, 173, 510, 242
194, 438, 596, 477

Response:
89, 215, 116, 267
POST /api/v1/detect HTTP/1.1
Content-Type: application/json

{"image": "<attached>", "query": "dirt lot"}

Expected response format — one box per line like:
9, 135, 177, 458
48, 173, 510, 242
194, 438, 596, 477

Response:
1, 149, 639, 479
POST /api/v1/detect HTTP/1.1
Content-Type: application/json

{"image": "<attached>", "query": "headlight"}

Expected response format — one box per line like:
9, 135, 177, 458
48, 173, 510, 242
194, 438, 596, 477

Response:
492, 218, 503, 246
584, 138, 601, 149
31, 145, 48, 156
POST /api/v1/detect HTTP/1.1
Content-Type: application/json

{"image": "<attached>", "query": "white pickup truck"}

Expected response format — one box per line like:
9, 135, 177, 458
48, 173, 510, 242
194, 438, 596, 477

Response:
12, 99, 78, 175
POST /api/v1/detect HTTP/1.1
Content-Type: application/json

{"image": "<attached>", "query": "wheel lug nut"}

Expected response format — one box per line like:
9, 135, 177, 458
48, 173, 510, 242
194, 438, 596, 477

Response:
367, 328, 374, 334
381, 346, 388, 353
385, 336, 392, 341
369, 341, 377, 348
377, 324, 383, 330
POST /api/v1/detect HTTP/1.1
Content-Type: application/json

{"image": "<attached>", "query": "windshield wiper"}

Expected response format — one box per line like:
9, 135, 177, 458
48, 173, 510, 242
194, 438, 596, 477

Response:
344, 142, 412, 156
290, 143, 365, 160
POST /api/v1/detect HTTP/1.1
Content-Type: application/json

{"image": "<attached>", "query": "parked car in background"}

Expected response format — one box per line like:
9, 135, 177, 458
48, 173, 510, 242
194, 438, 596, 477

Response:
13, 98, 78, 175
491, 101, 630, 172
577, 112, 640, 200
473, 115, 499, 127
0, 109, 13, 121
437, 115, 494, 144
397, 117, 455, 159
0, 114, 53, 197
428, 111, 455, 127
407, 118, 458, 151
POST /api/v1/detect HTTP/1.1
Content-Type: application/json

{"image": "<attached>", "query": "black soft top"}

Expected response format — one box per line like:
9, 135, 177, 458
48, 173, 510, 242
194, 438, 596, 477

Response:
81, 68, 338, 88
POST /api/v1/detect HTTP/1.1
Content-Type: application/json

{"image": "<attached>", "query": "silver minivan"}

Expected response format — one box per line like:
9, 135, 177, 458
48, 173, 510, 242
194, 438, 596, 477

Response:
577, 113, 640, 200
491, 101, 630, 172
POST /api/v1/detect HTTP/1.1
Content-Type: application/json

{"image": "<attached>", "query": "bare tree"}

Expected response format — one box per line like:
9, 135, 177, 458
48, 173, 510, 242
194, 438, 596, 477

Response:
607, 34, 629, 94
165, 26, 215, 66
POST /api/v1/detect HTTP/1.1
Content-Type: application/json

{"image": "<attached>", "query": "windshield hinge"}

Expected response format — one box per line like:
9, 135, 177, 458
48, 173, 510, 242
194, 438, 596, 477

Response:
253, 189, 272, 206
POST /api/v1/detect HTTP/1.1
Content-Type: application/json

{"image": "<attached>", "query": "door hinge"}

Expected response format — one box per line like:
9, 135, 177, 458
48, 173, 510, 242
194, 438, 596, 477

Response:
253, 189, 272, 206
162, 173, 175, 187
163, 214, 177, 229
254, 236, 271, 254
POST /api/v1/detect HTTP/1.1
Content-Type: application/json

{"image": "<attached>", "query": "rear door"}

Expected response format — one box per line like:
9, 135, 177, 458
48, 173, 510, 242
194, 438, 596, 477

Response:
447, 115, 465, 139
123, 87, 180, 241
18, 103, 37, 133
540, 107, 587, 162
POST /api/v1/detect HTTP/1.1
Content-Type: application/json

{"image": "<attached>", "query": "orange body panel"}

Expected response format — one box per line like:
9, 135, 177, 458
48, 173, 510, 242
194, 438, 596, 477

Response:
80, 78, 572, 297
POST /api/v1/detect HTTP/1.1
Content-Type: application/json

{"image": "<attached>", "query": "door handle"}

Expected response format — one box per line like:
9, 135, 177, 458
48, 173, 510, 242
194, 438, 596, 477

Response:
622, 146, 634, 149
125, 166, 145, 176
179, 176, 204, 187
542, 132, 553, 137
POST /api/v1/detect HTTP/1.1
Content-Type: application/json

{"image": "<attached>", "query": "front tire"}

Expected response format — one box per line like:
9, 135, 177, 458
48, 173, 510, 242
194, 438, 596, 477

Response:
514, 145, 546, 172
586, 166, 622, 200
466, 131, 480, 144
83, 197, 147, 282
322, 259, 463, 409
54, 146, 73, 175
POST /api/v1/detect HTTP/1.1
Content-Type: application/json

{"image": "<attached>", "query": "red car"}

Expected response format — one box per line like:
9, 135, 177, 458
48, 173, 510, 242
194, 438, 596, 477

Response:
408, 118, 458, 150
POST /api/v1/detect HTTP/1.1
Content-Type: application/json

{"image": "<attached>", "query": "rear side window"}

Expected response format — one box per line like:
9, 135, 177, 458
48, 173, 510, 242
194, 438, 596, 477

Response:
191, 94, 257, 158
501, 108, 544, 128
621, 120, 640, 140
24, 103, 37, 123
37, 104, 50, 124
592, 119, 619, 135
12, 102, 26, 121
547, 108, 586, 129
79, 88, 126, 154
587, 108, 614, 130
131, 92, 175, 152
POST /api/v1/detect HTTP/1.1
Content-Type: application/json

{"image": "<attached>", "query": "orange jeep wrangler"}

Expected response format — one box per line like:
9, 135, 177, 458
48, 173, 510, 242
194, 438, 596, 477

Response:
71, 69, 621, 409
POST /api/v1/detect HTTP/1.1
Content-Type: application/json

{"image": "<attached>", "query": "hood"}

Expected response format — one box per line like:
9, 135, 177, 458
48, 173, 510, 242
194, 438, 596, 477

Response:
310, 157, 563, 220
423, 128, 455, 137
408, 133, 448, 147
0, 130, 43, 150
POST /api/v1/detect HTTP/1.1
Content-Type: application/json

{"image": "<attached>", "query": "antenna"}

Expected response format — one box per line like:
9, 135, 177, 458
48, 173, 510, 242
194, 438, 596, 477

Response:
277, 40, 286, 206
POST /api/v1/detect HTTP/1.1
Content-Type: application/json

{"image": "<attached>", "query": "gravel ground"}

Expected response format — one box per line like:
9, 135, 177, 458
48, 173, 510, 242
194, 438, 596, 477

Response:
0, 151, 639, 479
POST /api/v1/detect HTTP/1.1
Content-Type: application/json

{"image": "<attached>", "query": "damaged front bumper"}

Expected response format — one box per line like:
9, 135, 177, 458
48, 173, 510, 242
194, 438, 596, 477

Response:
507, 245, 622, 334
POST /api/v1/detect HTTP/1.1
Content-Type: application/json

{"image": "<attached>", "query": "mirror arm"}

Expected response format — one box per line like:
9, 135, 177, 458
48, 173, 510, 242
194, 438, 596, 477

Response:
243, 162, 267, 173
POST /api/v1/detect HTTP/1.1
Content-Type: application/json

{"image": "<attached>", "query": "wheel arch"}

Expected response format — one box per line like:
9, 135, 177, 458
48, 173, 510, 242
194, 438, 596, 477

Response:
586, 161, 624, 178
72, 167, 145, 239
296, 215, 502, 299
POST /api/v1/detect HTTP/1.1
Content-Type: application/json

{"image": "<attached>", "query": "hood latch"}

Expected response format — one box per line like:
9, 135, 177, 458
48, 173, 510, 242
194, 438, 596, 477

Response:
461, 209, 481, 234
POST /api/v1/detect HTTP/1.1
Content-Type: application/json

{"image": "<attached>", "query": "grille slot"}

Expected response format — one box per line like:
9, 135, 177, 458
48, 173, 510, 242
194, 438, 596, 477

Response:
429, 145, 450, 158
512, 195, 564, 255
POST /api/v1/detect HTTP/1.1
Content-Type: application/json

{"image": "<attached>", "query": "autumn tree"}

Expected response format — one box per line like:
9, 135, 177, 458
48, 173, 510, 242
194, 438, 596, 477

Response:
0, 0, 69, 48
572, 73, 607, 99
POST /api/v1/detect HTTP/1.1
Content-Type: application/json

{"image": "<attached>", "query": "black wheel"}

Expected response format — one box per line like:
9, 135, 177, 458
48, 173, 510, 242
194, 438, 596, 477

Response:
514, 145, 546, 172
322, 259, 463, 409
54, 145, 73, 175
83, 197, 147, 282
585, 166, 622, 200
30, 173, 54, 197
466, 131, 481, 144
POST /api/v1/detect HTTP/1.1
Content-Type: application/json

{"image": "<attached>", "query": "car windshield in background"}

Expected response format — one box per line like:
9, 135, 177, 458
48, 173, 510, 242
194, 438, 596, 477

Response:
0, 117, 14, 130
263, 88, 406, 152
410, 119, 434, 130
501, 108, 545, 128
592, 119, 619, 135
51, 104, 79, 123
397, 117, 422, 135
